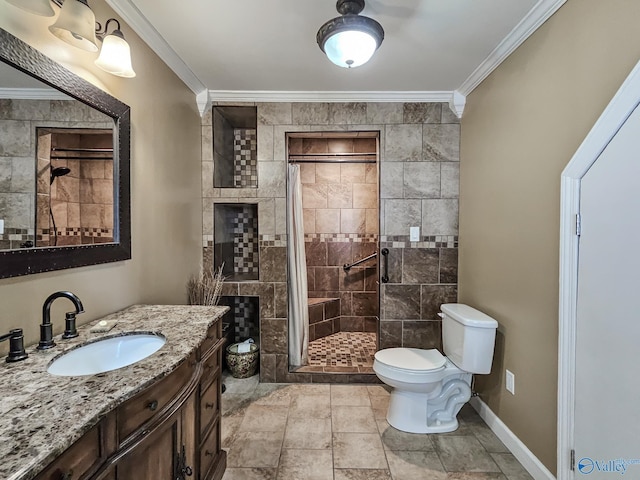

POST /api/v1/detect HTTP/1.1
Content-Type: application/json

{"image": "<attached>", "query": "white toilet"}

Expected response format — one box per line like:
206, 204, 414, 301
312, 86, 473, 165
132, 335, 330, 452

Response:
373, 303, 498, 434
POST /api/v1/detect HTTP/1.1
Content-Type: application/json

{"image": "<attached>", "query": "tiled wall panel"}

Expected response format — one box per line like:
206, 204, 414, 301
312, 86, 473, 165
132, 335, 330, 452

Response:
0, 99, 111, 248
202, 101, 460, 382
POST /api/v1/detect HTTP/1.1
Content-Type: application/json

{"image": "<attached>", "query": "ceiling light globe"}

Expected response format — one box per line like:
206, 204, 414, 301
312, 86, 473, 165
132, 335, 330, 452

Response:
95, 31, 136, 78
323, 29, 377, 68
317, 2, 384, 69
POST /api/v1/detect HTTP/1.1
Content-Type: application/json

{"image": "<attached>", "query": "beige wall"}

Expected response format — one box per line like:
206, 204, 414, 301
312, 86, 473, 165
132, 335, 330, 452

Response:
0, 2, 202, 351
459, 0, 640, 473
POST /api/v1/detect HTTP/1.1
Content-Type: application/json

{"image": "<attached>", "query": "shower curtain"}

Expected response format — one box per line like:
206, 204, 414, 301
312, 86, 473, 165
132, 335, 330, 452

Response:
287, 164, 309, 367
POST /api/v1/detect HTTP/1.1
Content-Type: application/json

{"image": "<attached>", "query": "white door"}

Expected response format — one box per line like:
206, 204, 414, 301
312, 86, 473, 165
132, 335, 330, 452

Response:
574, 103, 640, 476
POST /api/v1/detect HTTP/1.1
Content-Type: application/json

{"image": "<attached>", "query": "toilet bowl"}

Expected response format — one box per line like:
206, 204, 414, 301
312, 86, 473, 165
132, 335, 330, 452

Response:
373, 304, 498, 434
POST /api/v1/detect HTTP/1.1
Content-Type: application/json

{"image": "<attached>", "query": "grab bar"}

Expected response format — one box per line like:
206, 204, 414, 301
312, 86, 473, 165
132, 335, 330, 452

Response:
343, 252, 377, 271
381, 248, 389, 283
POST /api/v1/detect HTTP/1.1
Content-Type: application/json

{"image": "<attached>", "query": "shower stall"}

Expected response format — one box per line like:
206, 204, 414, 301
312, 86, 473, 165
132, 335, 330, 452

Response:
35, 128, 114, 247
287, 132, 380, 373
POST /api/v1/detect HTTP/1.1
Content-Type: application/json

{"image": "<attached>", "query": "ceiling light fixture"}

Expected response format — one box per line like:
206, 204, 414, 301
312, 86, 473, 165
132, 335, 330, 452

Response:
4, 0, 135, 78
316, 0, 384, 68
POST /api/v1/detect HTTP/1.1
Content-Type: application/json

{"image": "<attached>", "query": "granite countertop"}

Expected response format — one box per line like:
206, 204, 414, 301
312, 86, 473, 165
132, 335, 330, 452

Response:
0, 304, 228, 480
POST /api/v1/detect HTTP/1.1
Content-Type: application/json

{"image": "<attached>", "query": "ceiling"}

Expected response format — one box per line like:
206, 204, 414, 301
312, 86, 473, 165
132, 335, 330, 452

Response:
109, 0, 564, 103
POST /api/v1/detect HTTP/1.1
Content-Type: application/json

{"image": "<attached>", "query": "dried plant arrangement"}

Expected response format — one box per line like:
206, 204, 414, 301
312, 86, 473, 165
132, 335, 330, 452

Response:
187, 264, 225, 306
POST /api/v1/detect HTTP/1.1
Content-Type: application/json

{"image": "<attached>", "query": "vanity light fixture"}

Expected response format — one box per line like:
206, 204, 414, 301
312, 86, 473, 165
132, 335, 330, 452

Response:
5, 0, 136, 78
95, 18, 136, 78
316, 0, 384, 68
49, 0, 99, 52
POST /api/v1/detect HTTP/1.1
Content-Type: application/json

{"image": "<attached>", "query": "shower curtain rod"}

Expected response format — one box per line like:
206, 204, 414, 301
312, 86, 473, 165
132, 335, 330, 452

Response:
51, 148, 114, 152
50, 156, 114, 160
288, 158, 376, 164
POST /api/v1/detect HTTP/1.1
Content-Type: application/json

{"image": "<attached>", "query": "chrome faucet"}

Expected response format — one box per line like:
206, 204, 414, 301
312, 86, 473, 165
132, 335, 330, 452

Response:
37, 291, 84, 350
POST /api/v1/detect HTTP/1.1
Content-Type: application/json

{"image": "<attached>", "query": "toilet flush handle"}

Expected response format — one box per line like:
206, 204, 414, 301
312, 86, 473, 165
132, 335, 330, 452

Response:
438, 313, 444, 319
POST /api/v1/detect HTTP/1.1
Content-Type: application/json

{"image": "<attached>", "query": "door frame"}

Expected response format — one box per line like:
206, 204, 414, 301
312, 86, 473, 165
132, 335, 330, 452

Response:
557, 59, 640, 479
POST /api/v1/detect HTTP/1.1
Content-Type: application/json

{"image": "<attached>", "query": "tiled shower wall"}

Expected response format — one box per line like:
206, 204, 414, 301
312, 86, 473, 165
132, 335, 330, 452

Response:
295, 137, 379, 334
0, 98, 111, 249
39, 132, 114, 246
202, 101, 459, 382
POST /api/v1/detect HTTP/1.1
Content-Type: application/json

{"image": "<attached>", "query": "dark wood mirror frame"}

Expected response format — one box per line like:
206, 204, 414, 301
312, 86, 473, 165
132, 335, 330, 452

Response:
0, 28, 131, 278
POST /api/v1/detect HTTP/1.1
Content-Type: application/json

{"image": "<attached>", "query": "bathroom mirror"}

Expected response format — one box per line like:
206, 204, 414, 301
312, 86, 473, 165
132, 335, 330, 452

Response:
0, 28, 131, 278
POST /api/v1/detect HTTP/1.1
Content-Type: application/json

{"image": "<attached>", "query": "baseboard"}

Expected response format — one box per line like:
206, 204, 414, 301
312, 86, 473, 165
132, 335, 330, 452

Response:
470, 397, 556, 480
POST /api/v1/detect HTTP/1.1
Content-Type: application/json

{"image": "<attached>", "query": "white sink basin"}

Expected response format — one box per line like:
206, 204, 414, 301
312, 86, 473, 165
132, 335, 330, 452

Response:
47, 332, 166, 376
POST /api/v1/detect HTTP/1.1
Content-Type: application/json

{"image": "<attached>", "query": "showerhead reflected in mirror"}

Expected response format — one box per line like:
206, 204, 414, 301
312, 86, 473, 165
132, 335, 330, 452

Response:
50, 166, 71, 184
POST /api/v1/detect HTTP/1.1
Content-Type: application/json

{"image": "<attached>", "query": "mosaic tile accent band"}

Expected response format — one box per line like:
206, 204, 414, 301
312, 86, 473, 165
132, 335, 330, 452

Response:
0, 228, 33, 249
34, 228, 114, 244
204, 234, 288, 248
233, 129, 257, 188
305, 233, 378, 243
380, 235, 458, 248
1, 227, 114, 249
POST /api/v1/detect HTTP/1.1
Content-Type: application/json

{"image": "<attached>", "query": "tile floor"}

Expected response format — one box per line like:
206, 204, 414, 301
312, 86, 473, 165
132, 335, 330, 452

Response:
221, 374, 533, 480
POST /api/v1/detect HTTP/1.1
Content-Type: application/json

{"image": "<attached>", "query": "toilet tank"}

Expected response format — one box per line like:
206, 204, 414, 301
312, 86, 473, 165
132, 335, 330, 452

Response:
441, 304, 498, 374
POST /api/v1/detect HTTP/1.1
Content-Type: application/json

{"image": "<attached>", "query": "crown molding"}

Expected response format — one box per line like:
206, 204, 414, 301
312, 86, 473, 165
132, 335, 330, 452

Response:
457, 0, 567, 96
209, 90, 454, 103
103, 0, 207, 98
196, 89, 211, 117
449, 90, 466, 118
0, 87, 70, 100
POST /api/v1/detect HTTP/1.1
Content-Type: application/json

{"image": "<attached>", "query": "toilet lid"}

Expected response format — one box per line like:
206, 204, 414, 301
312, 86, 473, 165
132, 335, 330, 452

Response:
374, 348, 446, 371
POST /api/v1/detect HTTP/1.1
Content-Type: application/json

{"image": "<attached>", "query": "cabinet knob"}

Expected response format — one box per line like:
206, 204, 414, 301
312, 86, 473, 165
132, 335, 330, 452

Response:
205, 402, 214, 409
147, 400, 158, 411
205, 450, 213, 457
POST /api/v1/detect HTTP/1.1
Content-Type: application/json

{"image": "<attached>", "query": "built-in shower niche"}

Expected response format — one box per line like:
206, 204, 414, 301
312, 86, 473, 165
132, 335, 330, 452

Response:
214, 203, 259, 281
219, 295, 260, 344
213, 106, 257, 188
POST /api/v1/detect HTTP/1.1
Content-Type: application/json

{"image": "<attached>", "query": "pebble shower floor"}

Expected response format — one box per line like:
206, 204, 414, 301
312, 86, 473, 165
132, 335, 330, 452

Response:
308, 332, 377, 368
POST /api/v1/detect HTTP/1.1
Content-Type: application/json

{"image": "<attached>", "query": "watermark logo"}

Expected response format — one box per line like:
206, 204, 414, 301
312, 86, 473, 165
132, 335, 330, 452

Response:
578, 457, 640, 475
578, 458, 595, 475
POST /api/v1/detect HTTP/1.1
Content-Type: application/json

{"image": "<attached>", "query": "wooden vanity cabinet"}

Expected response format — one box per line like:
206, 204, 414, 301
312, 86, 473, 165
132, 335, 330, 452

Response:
198, 322, 225, 480
34, 322, 226, 480
34, 414, 115, 480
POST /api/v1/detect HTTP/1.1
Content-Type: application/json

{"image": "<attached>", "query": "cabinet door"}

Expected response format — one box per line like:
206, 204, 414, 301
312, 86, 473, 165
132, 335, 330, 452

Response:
115, 391, 197, 480
35, 421, 103, 480
116, 417, 178, 479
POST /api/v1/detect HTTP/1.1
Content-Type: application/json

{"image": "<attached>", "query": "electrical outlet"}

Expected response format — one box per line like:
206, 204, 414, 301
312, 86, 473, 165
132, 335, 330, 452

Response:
506, 370, 515, 395
0, 219, 4, 235
410, 226, 420, 242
